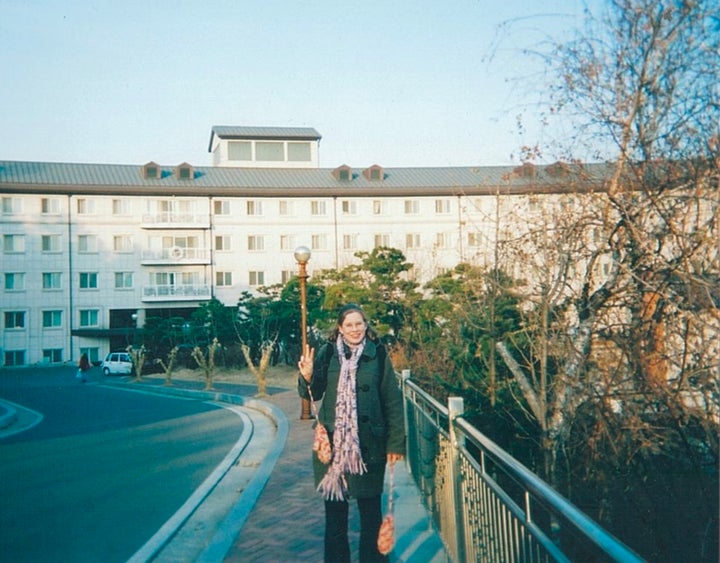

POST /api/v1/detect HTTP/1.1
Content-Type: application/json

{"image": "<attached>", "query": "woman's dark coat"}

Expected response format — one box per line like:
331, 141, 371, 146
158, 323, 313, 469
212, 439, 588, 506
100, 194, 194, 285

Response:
298, 338, 405, 498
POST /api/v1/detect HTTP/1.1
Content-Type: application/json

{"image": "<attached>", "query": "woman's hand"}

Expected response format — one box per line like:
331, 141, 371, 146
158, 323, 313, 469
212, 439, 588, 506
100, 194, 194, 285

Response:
387, 453, 404, 466
298, 344, 315, 383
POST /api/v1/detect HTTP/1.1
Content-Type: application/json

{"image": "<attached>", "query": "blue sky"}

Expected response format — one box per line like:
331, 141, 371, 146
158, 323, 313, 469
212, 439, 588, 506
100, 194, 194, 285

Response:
0, 0, 589, 168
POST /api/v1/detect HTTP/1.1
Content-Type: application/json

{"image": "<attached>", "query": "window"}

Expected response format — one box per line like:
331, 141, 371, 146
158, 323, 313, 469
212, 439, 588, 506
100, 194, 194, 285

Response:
114, 272, 133, 289
287, 142, 311, 161
174, 164, 194, 180
256, 141, 283, 161
214, 200, 230, 215
215, 235, 231, 251
77, 198, 96, 214
42, 349, 63, 363
228, 141, 252, 161
247, 235, 265, 251
279, 200, 293, 216
4, 273, 25, 291
333, 165, 352, 181
249, 271, 265, 286
79, 309, 99, 327
311, 234, 328, 250
3, 234, 25, 253
247, 200, 263, 216
435, 233, 451, 249
343, 234, 358, 250
372, 200, 386, 215
279, 234, 295, 251
216, 272, 233, 286
42, 310, 63, 328
468, 232, 482, 247
41, 234, 61, 252
363, 165, 384, 181
435, 199, 451, 214
311, 201, 327, 216
80, 272, 98, 289
113, 235, 132, 252
112, 199, 130, 215
341, 200, 357, 215
406, 234, 421, 249
2, 197, 22, 214
41, 198, 60, 215
78, 235, 98, 253
141, 161, 161, 179
560, 196, 575, 210
281, 270, 294, 284
158, 235, 198, 258
42, 272, 62, 290
404, 200, 420, 214
4, 311, 25, 329
374, 234, 390, 248
4, 350, 25, 367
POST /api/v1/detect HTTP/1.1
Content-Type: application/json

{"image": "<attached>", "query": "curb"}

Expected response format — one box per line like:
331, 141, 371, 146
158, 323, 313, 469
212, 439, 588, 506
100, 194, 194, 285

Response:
101, 380, 289, 562
0, 400, 18, 430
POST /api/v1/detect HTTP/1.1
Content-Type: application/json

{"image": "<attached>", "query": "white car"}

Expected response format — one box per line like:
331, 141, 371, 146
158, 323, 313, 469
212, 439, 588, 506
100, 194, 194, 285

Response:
101, 352, 133, 376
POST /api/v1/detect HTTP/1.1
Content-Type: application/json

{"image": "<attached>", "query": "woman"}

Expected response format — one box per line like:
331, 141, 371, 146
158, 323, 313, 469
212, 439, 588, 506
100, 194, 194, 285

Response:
77, 352, 91, 383
298, 304, 405, 562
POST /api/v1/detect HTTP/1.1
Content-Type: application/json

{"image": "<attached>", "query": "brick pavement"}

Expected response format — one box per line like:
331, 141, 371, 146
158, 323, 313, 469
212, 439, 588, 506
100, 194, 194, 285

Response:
225, 389, 352, 562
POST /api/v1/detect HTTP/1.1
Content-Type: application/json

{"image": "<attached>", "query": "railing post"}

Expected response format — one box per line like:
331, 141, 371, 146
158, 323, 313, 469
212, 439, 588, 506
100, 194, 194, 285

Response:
400, 369, 411, 473
448, 396, 466, 563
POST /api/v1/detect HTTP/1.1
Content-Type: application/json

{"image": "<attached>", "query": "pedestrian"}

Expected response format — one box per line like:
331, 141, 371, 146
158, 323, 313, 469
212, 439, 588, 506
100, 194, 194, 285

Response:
298, 303, 405, 562
77, 352, 91, 383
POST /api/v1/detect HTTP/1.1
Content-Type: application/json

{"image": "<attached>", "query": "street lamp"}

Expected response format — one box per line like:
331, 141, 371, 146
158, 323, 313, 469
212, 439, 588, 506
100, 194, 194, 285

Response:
294, 245, 313, 420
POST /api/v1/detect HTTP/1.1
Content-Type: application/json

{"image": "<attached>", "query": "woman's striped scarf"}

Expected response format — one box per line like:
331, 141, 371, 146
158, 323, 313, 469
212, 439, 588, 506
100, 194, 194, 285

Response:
317, 335, 367, 500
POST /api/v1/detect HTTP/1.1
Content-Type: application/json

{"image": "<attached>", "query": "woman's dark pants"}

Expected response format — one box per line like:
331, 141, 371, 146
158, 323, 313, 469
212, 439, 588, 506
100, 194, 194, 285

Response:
324, 496, 388, 562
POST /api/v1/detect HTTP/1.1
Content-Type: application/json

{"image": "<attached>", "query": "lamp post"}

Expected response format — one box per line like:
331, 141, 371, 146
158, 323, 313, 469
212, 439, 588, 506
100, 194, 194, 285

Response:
294, 246, 313, 420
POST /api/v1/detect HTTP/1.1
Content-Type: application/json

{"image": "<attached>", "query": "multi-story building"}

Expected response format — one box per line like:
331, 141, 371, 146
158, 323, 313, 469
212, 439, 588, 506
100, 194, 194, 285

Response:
1, 126, 606, 367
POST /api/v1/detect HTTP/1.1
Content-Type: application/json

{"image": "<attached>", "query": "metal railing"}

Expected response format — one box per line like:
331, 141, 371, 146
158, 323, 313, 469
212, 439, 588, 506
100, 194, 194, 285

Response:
399, 371, 645, 563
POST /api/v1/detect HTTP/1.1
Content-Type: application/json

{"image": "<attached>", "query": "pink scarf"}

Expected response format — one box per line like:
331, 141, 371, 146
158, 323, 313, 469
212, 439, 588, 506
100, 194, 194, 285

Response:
317, 335, 367, 500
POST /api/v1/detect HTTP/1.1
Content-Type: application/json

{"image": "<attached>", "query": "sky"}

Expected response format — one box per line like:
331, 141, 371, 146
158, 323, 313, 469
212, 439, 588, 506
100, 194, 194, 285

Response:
0, 0, 591, 169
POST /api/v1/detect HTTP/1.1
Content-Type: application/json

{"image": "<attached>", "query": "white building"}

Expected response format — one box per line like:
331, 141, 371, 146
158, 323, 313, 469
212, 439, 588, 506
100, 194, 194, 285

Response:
0, 126, 606, 367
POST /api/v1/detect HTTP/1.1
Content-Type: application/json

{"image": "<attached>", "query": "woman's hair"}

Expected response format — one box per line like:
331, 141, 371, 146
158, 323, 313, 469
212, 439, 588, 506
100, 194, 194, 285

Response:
329, 303, 379, 342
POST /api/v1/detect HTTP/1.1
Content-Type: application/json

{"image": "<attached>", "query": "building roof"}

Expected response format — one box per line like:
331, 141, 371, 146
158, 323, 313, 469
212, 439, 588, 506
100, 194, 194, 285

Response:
0, 159, 609, 198
208, 125, 322, 151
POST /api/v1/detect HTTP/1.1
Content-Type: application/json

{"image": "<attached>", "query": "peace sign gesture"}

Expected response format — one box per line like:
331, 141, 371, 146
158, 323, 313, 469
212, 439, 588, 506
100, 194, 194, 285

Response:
298, 343, 315, 382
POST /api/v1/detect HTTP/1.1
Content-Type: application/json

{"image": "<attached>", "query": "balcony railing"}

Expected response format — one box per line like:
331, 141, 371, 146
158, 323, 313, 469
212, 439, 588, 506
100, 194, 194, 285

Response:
400, 371, 644, 563
142, 284, 211, 302
140, 247, 210, 264
141, 213, 209, 228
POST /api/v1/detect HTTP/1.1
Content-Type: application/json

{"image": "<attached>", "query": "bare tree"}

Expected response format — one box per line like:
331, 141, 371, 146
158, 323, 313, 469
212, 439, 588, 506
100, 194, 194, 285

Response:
192, 338, 220, 390
492, 1, 718, 559
240, 336, 277, 398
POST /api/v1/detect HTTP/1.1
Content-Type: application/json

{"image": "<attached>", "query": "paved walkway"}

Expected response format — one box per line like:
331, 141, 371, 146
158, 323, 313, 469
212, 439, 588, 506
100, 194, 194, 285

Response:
224, 388, 449, 562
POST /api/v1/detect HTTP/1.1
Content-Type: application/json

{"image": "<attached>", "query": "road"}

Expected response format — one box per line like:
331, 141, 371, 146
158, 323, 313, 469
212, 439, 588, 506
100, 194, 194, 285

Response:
0, 367, 245, 563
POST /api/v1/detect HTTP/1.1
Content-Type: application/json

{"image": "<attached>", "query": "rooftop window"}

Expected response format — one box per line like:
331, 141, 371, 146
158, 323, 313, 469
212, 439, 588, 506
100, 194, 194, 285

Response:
141, 161, 161, 179
174, 163, 194, 180
363, 165, 384, 181
333, 165, 353, 181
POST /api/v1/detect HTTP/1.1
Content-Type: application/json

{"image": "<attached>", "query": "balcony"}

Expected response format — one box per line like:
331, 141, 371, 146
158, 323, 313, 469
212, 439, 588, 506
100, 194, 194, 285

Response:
142, 284, 211, 302
141, 247, 211, 265
141, 213, 210, 229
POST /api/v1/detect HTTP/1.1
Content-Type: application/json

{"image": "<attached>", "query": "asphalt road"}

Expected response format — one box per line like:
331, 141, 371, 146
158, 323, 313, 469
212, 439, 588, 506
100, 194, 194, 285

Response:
0, 367, 245, 563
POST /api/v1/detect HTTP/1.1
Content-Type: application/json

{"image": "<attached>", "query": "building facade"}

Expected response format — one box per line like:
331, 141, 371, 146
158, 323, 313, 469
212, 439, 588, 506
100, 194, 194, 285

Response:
0, 126, 605, 367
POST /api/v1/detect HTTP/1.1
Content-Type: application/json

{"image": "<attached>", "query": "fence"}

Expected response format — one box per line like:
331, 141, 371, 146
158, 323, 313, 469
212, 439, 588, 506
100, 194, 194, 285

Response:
400, 371, 645, 563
